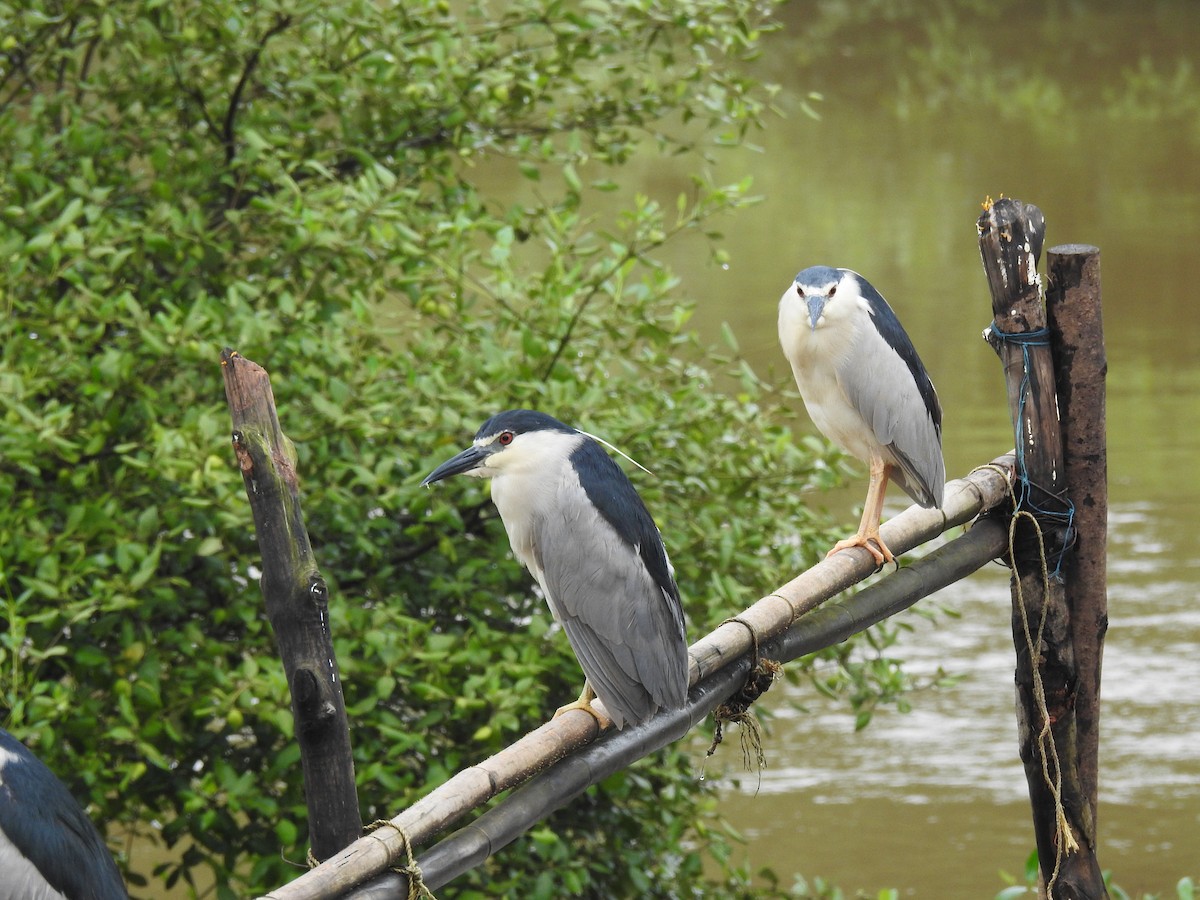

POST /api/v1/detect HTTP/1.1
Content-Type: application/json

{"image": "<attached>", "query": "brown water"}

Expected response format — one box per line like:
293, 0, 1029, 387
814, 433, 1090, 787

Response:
650, 3, 1200, 896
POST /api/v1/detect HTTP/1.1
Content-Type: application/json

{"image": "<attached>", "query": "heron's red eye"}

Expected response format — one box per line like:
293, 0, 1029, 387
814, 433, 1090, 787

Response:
828, 285, 837, 297
796, 286, 805, 298
497, 431, 514, 446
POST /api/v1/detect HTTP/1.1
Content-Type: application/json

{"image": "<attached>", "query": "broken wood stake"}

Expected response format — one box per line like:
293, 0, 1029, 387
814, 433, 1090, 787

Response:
220, 349, 362, 861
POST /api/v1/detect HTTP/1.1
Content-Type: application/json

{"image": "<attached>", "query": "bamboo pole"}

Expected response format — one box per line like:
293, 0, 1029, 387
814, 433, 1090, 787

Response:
259, 456, 1017, 900
1045, 245, 1107, 844
977, 201, 1106, 898
396, 517, 1012, 895
220, 350, 362, 860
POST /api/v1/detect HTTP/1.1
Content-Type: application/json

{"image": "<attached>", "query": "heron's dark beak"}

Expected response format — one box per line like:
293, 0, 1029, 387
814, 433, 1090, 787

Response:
806, 296, 826, 331
421, 444, 489, 486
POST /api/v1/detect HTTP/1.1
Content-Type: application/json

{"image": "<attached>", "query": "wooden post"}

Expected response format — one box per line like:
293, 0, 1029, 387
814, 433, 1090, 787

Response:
1045, 246, 1107, 843
220, 349, 361, 860
977, 200, 1106, 899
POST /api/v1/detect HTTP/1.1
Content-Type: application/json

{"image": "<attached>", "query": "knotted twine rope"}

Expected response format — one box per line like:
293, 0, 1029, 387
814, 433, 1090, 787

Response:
357, 820, 437, 900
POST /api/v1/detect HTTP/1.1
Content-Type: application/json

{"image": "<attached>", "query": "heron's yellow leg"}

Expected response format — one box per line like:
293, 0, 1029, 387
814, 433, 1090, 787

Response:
554, 681, 612, 729
827, 458, 895, 565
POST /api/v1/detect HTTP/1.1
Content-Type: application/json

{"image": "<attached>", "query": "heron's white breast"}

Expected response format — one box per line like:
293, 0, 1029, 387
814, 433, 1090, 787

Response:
778, 286, 881, 461
488, 430, 587, 609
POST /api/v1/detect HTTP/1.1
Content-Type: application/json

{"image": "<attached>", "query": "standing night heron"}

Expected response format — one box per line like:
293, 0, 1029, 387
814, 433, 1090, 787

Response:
0, 728, 127, 900
778, 266, 944, 565
421, 409, 688, 730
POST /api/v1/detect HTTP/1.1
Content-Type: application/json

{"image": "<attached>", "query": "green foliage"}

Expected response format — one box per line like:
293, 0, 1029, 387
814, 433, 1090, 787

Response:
994, 848, 1042, 900
0, 0, 886, 895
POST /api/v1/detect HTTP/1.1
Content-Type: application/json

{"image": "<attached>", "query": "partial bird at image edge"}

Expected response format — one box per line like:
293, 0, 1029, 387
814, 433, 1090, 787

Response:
0, 728, 127, 900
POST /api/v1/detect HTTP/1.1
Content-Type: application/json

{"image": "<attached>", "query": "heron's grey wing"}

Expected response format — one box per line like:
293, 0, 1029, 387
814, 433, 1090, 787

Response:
837, 303, 945, 507
533, 492, 687, 729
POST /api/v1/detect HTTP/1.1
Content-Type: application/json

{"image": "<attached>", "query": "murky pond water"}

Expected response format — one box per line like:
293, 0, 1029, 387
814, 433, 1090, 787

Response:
654, 3, 1200, 895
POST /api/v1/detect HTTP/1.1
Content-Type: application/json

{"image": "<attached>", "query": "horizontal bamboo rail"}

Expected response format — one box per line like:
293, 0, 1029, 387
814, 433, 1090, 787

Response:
261, 453, 1017, 900
405, 515, 1011, 894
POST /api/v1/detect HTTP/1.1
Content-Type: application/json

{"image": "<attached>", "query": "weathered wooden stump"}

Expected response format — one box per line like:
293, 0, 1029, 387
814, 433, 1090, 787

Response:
221, 349, 361, 861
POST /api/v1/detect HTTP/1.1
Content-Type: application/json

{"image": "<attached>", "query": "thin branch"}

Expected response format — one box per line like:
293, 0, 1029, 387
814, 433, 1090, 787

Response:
0, 20, 59, 104
393, 499, 493, 565
222, 13, 293, 168
73, 35, 99, 105
537, 205, 713, 380
53, 18, 79, 133
171, 56, 220, 139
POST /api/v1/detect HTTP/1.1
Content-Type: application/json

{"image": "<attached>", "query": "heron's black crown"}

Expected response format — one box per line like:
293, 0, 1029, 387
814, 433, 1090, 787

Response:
475, 409, 577, 442
793, 264, 841, 288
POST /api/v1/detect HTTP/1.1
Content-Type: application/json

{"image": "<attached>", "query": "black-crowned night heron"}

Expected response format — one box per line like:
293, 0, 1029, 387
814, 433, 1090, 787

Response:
0, 728, 127, 899
778, 266, 944, 565
422, 409, 688, 730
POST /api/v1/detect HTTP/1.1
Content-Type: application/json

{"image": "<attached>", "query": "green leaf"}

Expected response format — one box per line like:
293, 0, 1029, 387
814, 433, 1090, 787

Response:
195, 536, 223, 557
25, 231, 55, 252
275, 819, 298, 845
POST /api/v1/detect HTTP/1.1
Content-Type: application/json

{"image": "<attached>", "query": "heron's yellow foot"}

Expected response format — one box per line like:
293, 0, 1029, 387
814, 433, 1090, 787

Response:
827, 530, 894, 566
553, 683, 612, 729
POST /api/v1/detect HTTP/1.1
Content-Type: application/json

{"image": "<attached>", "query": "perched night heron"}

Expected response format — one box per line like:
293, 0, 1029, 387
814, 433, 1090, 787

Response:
0, 728, 127, 900
422, 409, 688, 730
778, 266, 944, 565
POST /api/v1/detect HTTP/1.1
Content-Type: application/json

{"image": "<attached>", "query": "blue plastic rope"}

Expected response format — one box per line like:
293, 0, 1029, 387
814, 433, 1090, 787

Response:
989, 322, 1076, 578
